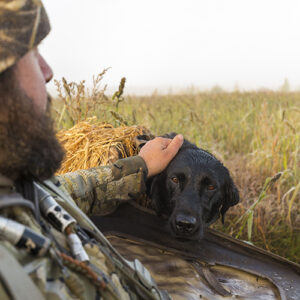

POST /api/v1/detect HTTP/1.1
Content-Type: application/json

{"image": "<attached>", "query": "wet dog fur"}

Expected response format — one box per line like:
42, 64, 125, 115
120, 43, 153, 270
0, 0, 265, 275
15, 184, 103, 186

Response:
144, 133, 240, 240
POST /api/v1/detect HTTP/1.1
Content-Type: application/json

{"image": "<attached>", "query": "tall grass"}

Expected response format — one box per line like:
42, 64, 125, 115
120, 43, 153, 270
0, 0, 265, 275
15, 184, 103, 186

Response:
52, 78, 300, 263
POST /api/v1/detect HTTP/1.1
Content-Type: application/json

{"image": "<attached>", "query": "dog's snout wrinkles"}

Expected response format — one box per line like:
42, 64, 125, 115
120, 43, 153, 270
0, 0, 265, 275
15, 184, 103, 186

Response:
175, 214, 197, 233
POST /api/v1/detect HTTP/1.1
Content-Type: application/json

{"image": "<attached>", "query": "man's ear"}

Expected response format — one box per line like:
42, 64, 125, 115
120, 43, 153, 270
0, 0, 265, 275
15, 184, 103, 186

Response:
146, 173, 166, 215
220, 175, 240, 224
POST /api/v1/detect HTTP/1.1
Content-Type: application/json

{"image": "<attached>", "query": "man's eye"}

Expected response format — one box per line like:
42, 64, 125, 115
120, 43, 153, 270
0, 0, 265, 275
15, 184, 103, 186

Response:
207, 185, 215, 190
171, 177, 179, 184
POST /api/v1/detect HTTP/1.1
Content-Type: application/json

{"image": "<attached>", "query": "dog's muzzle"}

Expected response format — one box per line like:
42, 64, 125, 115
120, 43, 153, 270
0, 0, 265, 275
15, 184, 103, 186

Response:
174, 213, 197, 234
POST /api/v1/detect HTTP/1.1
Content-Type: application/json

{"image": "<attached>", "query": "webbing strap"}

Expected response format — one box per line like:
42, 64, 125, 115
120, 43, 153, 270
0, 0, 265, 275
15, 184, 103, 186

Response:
0, 244, 45, 300
0, 193, 35, 212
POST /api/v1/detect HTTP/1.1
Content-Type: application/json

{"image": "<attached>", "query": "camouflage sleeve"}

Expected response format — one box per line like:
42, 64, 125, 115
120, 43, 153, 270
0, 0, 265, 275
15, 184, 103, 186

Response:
56, 156, 148, 216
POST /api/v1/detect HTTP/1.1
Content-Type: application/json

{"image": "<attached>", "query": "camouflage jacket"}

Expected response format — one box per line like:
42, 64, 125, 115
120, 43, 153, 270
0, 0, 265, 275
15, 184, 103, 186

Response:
57, 156, 148, 217
0, 156, 168, 300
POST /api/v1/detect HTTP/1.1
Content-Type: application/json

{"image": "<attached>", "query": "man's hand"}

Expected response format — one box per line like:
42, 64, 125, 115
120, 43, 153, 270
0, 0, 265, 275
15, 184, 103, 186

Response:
138, 134, 184, 178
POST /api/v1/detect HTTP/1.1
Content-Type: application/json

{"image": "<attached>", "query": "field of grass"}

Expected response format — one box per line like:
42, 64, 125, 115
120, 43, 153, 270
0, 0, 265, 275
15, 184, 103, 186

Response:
52, 78, 300, 263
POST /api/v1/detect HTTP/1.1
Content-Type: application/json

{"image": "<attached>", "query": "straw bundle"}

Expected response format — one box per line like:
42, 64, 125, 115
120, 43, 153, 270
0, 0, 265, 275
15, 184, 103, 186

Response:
56, 118, 153, 174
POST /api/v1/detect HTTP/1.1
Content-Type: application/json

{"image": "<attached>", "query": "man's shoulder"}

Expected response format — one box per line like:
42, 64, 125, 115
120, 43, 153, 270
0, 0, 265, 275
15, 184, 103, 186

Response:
39, 177, 102, 234
42, 176, 75, 203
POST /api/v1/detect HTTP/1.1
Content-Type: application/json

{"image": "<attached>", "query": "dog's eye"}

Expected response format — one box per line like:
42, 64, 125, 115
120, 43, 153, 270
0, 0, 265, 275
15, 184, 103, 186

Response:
171, 177, 179, 184
207, 185, 215, 190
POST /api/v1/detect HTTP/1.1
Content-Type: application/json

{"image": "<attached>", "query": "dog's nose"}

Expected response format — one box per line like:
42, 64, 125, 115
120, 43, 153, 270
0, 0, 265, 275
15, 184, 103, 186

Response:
175, 214, 197, 233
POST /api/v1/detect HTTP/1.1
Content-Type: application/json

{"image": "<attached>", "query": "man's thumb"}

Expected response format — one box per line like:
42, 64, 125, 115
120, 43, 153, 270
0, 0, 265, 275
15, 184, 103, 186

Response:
166, 134, 184, 158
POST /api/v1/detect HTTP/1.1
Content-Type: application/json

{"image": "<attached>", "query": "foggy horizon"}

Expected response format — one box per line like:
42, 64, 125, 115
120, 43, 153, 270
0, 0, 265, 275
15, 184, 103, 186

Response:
42, 0, 300, 96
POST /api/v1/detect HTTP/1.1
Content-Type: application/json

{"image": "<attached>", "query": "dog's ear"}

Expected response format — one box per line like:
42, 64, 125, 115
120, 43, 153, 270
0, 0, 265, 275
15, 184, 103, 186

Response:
134, 135, 155, 150
161, 132, 178, 139
146, 173, 167, 215
220, 175, 240, 224
135, 133, 178, 149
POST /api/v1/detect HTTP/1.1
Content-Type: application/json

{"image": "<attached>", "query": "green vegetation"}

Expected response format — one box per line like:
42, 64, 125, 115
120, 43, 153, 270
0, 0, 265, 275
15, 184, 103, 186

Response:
52, 77, 300, 263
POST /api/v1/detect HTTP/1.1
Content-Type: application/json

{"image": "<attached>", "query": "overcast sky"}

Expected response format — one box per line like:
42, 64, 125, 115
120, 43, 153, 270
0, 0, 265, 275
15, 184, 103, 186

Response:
42, 0, 300, 95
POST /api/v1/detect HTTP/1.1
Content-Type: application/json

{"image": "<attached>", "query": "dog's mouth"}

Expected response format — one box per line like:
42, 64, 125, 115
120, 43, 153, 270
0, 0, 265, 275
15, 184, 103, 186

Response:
174, 231, 202, 241
173, 228, 203, 241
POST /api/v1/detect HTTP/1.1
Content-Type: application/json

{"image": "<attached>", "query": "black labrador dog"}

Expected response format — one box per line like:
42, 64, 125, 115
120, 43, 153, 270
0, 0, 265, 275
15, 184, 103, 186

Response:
141, 133, 240, 241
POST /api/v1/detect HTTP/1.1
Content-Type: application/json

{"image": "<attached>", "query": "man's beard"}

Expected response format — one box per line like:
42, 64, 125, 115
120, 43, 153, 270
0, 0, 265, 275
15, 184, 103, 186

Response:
0, 69, 65, 181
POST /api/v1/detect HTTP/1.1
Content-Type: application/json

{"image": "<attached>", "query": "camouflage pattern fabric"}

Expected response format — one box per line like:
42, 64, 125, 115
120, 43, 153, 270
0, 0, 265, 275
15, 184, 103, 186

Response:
57, 155, 148, 216
0, 156, 166, 300
0, 0, 50, 74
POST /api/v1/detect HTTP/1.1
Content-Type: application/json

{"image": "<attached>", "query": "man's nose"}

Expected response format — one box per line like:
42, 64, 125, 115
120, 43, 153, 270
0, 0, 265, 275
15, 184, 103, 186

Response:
38, 53, 53, 83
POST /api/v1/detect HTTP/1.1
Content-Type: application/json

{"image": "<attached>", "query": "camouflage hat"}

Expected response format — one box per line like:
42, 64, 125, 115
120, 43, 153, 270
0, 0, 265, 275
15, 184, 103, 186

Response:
0, 0, 50, 74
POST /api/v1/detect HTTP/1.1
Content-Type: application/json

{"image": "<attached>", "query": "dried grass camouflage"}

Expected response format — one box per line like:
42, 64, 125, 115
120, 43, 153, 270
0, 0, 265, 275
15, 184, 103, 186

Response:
0, 0, 50, 73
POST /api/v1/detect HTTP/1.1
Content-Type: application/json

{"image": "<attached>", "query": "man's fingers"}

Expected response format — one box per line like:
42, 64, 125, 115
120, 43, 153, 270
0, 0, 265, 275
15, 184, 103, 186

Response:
161, 138, 172, 149
138, 134, 184, 178
165, 134, 184, 158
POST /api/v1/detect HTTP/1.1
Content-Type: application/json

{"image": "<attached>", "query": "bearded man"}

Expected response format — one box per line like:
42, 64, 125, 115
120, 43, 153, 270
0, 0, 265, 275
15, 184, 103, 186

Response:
0, 1, 183, 299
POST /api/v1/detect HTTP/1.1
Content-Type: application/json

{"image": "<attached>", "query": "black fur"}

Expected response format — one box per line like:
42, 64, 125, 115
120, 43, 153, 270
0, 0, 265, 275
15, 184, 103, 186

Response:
145, 133, 239, 240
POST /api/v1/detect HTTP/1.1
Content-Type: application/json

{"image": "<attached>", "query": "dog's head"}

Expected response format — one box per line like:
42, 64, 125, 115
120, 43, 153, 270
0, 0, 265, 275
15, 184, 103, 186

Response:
145, 133, 239, 240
